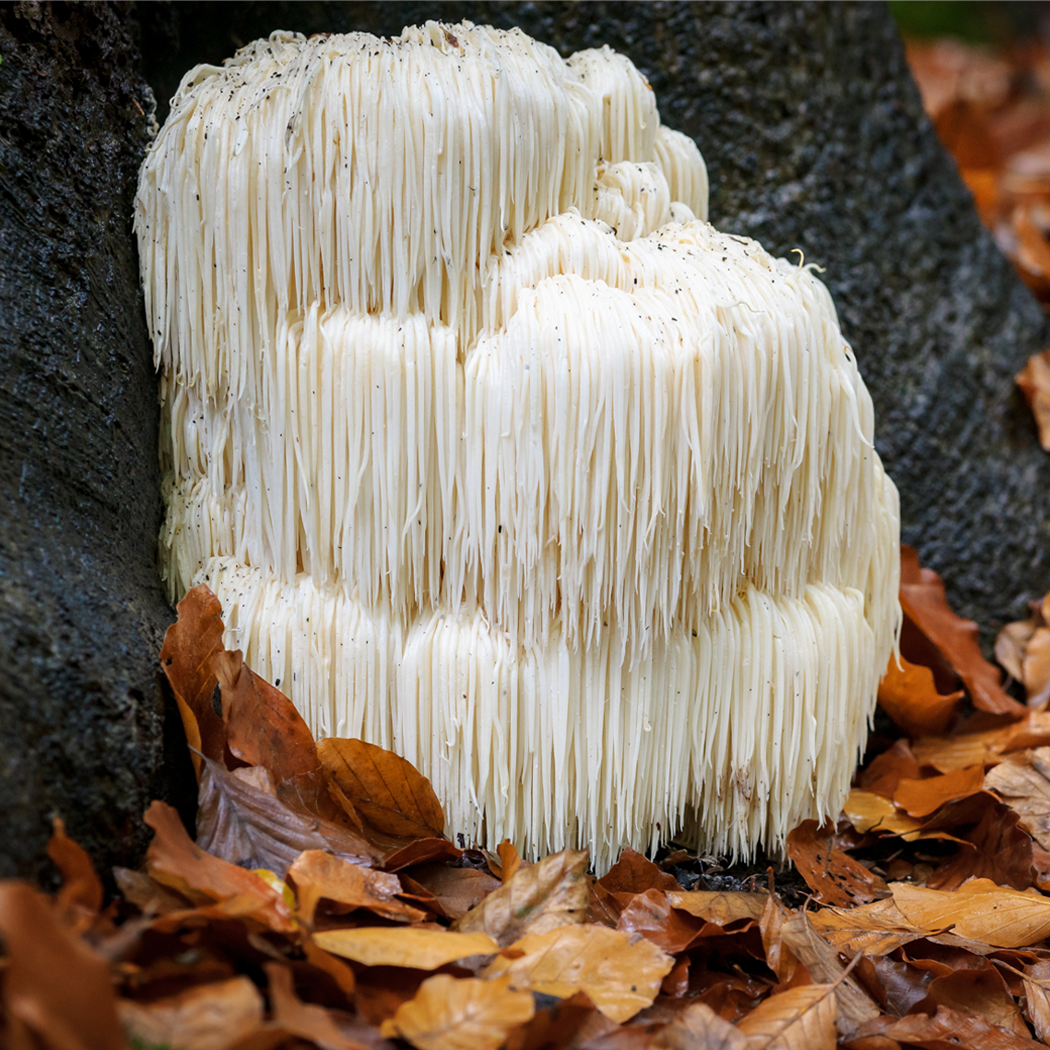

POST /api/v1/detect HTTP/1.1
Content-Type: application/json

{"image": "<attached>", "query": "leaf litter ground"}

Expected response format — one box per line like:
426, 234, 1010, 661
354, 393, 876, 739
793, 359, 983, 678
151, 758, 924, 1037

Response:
13, 33, 1050, 1050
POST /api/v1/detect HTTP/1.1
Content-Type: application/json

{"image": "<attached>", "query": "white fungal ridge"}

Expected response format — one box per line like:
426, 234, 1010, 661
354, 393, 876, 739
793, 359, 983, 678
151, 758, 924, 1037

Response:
137, 22, 901, 873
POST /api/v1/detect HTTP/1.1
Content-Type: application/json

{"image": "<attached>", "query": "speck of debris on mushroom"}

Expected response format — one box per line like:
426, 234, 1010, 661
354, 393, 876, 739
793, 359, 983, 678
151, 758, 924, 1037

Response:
136, 21, 900, 872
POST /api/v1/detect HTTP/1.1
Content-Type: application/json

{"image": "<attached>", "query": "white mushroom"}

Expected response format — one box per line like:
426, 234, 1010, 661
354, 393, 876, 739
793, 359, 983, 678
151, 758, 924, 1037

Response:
136, 22, 900, 871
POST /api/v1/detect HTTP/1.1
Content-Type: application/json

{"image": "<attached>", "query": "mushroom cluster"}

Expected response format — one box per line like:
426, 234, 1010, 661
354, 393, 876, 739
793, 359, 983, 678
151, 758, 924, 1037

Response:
136, 22, 900, 870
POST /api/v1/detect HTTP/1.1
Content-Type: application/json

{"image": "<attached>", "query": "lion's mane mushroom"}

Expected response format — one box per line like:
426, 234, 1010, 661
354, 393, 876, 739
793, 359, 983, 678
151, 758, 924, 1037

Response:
136, 22, 900, 871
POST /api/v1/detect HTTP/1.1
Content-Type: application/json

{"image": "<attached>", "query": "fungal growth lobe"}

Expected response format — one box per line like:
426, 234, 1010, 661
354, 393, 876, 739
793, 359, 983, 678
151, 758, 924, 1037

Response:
136, 22, 901, 871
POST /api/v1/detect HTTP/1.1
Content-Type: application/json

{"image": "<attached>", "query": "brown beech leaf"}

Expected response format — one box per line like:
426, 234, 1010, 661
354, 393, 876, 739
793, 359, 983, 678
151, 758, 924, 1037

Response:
997, 617, 1037, 684
986, 747, 1050, 850
408, 864, 502, 921
734, 983, 838, 1050
0, 881, 127, 1050
118, 977, 264, 1050
900, 546, 1025, 717
878, 654, 963, 737
195, 758, 379, 876
926, 800, 1036, 891
380, 973, 535, 1050
47, 816, 103, 916
786, 821, 887, 906
143, 800, 296, 934
911, 963, 1029, 1040
264, 963, 367, 1050
1023, 626, 1050, 707
503, 991, 597, 1050
214, 649, 340, 822
383, 837, 463, 871
778, 911, 881, 1034
160, 584, 229, 774
852, 1003, 1043, 1050
760, 893, 800, 984
599, 847, 679, 897
318, 737, 446, 839
288, 850, 424, 925
858, 739, 922, 798
113, 866, 190, 915
313, 927, 497, 969
484, 840, 524, 882
649, 1000, 752, 1049
891, 878, 1050, 947
1017, 348, 1050, 452
893, 765, 987, 817
453, 848, 588, 947
843, 791, 960, 843
665, 890, 768, 925
616, 889, 706, 954
483, 924, 675, 1023
1021, 959, 1050, 1043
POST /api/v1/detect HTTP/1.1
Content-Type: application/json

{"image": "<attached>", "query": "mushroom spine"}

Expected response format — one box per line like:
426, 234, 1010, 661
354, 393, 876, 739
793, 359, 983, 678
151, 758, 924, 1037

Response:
137, 22, 900, 871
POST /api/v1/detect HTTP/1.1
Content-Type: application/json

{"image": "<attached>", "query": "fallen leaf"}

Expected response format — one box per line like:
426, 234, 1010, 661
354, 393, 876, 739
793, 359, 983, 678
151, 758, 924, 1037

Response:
616, 890, 706, 954
665, 890, 768, 925
809, 899, 929, 957
649, 1000, 752, 1049
195, 757, 378, 876
599, 848, 679, 898
503, 991, 597, 1050
383, 837, 464, 871
485, 840, 523, 883
858, 739, 922, 798
453, 849, 588, 947
851, 1003, 1043, 1050
112, 866, 190, 915
926, 800, 1036, 891
1017, 349, 1050, 452
986, 747, 1050, 850
47, 816, 103, 917
1021, 959, 1050, 1042
997, 617, 1037, 683
760, 893, 800, 984
408, 865, 502, 921
288, 850, 423, 925
0, 882, 127, 1050
910, 962, 1030, 1039
483, 924, 675, 1023
160, 584, 229, 775
380, 973, 534, 1050
265, 963, 367, 1050
143, 800, 296, 934
117, 977, 264, 1050
878, 655, 963, 737
786, 821, 887, 906
313, 927, 497, 969
318, 737, 446, 840
734, 983, 838, 1050
1022, 626, 1050, 707
899, 546, 1025, 717
912, 730, 1002, 772
893, 765, 987, 817
891, 878, 1050, 947
844, 791, 939, 841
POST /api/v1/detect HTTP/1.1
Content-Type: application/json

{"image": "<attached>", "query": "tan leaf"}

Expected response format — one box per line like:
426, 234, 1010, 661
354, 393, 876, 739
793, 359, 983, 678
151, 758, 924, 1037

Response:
288, 850, 424, 925
808, 898, 928, 956
1023, 627, 1050, 707
665, 890, 768, 925
408, 865, 502, 921
785, 821, 887, 906
843, 790, 961, 842
996, 617, 1036, 683
380, 973, 534, 1050
852, 1003, 1043, 1050
913, 730, 1002, 772
312, 927, 497, 969
878, 654, 962, 736
650, 1000, 753, 1049
118, 977, 264, 1050
265, 963, 366, 1050
318, 737, 446, 839
985, 747, 1050, 850
1021, 959, 1050, 1043
735, 984, 837, 1050
777, 912, 880, 1034
142, 800, 296, 934
891, 878, 1050, 947
453, 849, 588, 947
893, 765, 986, 817
759, 894, 799, 984
1017, 348, 1050, 452
47, 816, 103, 917
483, 924, 675, 1023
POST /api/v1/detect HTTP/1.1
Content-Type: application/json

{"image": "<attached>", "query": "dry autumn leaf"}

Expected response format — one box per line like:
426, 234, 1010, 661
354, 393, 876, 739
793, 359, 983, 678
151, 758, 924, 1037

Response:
117, 977, 264, 1050
1021, 959, 1050, 1042
734, 983, 838, 1050
785, 821, 887, 906
380, 973, 535, 1050
850, 1003, 1044, 1050
890, 878, 1050, 947
313, 927, 498, 969
288, 849, 424, 925
264, 963, 367, 1050
986, 747, 1050, 851
665, 890, 768, 925
599, 847, 680, 898
808, 897, 929, 957
893, 765, 987, 817
616, 889, 707, 954
318, 737, 446, 839
911, 961, 1030, 1040
483, 924, 675, 1023
649, 1000, 753, 1049
1016, 348, 1050, 451
453, 848, 588, 947
878, 653, 963, 736
47, 816, 103, 918
408, 865, 502, 921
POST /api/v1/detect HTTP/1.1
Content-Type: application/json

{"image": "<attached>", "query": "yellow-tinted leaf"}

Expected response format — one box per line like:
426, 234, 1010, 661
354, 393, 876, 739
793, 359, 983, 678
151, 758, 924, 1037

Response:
318, 737, 445, 839
313, 927, 497, 969
453, 849, 588, 947
985, 748, 1050, 851
735, 984, 837, 1050
878, 654, 962, 736
483, 924, 674, 1023
1022, 960, 1050, 1043
288, 850, 424, 925
650, 1000, 752, 1049
891, 878, 1050, 947
913, 730, 1002, 772
118, 978, 264, 1050
893, 765, 986, 817
808, 898, 927, 957
380, 973, 534, 1050
665, 890, 767, 924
